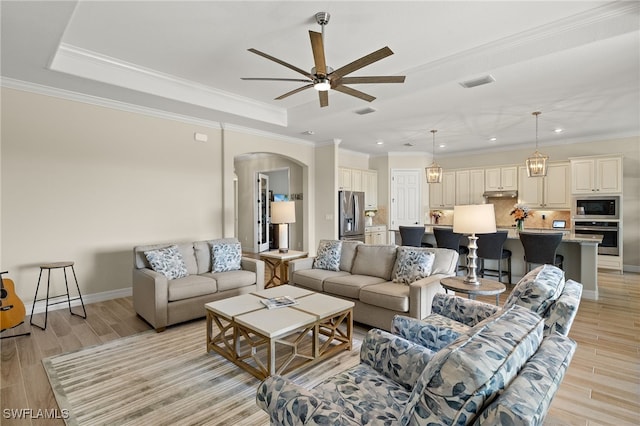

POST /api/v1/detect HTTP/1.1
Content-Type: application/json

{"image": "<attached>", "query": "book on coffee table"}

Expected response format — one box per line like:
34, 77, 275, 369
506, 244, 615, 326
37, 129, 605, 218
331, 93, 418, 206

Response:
261, 296, 297, 309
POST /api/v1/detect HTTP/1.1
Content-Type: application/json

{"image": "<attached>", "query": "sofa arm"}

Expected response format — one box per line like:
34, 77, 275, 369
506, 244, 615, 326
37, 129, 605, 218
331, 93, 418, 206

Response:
544, 279, 582, 337
256, 376, 359, 426
241, 257, 265, 290
288, 256, 316, 274
407, 274, 447, 320
359, 328, 435, 389
132, 268, 169, 331
431, 292, 500, 326
391, 314, 471, 352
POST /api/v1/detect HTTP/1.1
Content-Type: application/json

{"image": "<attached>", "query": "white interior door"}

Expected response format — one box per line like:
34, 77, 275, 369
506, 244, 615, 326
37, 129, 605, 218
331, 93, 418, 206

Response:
391, 169, 422, 228
255, 173, 270, 252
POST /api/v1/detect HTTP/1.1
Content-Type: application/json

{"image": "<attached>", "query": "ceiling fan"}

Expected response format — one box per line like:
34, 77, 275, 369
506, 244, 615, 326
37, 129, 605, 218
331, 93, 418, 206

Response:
241, 12, 405, 108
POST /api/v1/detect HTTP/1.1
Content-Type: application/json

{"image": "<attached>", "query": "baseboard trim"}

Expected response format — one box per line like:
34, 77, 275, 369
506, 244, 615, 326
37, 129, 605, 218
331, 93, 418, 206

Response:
25, 287, 133, 315
581, 289, 598, 300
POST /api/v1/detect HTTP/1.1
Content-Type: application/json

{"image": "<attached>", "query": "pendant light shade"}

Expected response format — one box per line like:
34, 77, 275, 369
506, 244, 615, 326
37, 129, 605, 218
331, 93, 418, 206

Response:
526, 111, 549, 177
426, 129, 443, 183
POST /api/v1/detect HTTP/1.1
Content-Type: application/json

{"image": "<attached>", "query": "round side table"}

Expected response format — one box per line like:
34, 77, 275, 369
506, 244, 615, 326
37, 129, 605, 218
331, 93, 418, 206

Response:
440, 276, 506, 306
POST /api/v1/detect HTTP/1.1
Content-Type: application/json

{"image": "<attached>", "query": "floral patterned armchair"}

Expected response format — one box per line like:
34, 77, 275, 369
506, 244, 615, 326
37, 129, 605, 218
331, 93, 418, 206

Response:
256, 302, 576, 425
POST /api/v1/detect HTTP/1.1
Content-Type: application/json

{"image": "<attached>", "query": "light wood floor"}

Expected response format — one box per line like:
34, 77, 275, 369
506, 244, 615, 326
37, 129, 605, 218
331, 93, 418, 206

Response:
1, 270, 638, 425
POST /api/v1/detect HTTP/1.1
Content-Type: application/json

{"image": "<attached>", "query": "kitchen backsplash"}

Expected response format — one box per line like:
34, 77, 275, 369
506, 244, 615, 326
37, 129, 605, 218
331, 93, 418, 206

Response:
429, 199, 571, 229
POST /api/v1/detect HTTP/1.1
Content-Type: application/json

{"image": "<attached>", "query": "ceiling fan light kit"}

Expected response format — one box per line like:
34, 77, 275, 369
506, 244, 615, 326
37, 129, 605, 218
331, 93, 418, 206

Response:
526, 111, 549, 177
242, 12, 405, 107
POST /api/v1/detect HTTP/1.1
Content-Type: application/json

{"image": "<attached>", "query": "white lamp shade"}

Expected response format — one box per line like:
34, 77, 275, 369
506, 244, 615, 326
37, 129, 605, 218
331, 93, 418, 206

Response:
271, 201, 296, 224
453, 204, 497, 234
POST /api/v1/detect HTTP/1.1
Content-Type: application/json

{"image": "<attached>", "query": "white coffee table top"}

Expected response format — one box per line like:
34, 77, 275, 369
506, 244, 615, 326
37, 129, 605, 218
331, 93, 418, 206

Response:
294, 292, 354, 318
205, 293, 264, 319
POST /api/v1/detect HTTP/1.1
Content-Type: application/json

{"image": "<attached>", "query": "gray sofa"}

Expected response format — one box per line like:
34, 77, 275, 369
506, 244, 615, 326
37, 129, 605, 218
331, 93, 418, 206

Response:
133, 238, 264, 331
258, 264, 580, 425
288, 240, 459, 331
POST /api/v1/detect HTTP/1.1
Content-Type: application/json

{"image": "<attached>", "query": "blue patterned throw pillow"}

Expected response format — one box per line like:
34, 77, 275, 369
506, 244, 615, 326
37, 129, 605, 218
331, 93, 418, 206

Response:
313, 240, 342, 271
210, 242, 242, 272
393, 247, 435, 284
144, 245, 189, 280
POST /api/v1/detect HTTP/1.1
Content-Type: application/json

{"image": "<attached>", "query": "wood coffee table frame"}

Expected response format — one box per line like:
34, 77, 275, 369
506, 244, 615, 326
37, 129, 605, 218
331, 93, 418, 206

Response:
205, 286, 353, 380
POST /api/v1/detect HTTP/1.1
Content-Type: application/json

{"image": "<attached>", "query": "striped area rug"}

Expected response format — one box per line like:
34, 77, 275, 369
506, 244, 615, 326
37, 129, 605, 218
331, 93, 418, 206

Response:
43, 320, 363, 426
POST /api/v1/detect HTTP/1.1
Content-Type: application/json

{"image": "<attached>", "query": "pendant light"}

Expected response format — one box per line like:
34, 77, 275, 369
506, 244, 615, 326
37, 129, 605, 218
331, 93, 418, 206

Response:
426, 129, 443, 183
526, 111, 549, 177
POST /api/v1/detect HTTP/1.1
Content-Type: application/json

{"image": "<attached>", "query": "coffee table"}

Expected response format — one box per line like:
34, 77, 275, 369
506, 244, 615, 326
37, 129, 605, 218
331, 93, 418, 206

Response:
205, 285, 353, 380
440, 276, 506, 305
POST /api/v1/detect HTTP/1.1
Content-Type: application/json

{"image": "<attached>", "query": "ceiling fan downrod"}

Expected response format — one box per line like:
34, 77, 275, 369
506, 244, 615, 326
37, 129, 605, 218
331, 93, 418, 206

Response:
315, 12, 330, 42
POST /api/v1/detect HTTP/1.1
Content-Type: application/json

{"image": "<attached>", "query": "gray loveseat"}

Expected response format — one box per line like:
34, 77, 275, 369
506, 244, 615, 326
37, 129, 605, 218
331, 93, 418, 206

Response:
133, 238, 264, 331
288, 240, 459, 331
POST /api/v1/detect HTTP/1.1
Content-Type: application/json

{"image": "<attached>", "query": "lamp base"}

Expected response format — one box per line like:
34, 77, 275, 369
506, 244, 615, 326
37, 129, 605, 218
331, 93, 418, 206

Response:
278, 248, 289, 254
464, 234, 481, 285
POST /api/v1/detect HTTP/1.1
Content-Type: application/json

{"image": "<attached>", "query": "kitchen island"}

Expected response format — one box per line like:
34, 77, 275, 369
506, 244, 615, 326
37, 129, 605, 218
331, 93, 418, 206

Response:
392, 226, 602, 300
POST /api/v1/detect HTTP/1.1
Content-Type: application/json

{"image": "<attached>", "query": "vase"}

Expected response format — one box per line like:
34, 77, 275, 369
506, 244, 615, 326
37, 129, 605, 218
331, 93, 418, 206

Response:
516, 220, 524, 231
365, 216, 373, 227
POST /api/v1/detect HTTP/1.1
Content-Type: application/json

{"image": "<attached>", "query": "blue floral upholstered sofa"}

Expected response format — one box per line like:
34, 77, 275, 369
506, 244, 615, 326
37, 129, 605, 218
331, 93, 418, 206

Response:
256, 265, 580, 425
133, 238, 264, 331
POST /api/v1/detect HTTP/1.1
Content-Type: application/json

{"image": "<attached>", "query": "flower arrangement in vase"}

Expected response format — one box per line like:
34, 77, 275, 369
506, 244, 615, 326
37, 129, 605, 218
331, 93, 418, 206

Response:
365, 209, 377, 227
430, 210, 443, 225
510, 204, 532, 231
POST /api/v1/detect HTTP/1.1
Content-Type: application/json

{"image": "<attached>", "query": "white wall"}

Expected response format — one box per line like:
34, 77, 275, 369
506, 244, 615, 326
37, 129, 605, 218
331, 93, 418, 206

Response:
338, 147, 370, 170
1, 88, 224, 303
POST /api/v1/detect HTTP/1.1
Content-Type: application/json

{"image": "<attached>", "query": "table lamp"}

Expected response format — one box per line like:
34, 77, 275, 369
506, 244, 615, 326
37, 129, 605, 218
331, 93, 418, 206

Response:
453, 204, 497, 284
271, 201, 296, 253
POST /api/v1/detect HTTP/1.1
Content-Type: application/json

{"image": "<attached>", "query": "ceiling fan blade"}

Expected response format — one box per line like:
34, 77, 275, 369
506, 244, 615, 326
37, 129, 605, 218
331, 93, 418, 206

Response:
241, 77, 311, 82
275, 84, 314, 100
319, 91, 329, 108
331, 46, 394, 78
332, 85, 376, 102
339, 76, 406, 84
309, 31, 327, 76
247, 48, 311, 78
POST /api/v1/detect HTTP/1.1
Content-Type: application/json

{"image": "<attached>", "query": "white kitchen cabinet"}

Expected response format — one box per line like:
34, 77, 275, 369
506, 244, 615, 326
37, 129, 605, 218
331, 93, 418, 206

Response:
571, 156, 622, 194
351, 169, 363, 191
485, 166, 518, 191
365, 225, 387, 244
455, 169, 485, 205
362, 170, 378, 209
338, 167, 352, 190
429, 171, 455, 208
518, 162, 570, 208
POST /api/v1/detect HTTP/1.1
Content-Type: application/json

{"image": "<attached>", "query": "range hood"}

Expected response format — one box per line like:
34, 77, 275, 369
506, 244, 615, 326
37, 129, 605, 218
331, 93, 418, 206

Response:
483, 190, 518, 199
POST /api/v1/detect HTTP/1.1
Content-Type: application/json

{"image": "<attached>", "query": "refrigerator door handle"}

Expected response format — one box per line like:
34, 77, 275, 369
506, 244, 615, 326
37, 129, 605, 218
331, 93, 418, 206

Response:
354, 193, 360, 231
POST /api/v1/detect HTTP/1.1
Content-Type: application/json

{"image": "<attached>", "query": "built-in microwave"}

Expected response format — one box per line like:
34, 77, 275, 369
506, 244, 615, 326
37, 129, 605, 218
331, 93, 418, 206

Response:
575, 196, 619, 219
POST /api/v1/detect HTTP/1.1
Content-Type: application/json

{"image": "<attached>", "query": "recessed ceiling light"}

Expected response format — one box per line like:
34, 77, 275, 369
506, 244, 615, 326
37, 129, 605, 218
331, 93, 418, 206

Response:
489, 137, 497, 142
376, 140, 384, 145
439, 144, 446, 148
554, 128, 563, 133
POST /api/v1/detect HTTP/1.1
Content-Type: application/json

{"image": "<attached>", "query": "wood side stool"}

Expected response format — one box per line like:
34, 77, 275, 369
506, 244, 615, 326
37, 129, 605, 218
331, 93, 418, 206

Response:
30, 261, 87, 330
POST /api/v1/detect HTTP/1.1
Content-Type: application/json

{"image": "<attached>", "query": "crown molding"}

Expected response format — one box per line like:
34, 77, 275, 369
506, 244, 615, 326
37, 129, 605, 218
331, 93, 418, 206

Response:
49, 43, 287, 127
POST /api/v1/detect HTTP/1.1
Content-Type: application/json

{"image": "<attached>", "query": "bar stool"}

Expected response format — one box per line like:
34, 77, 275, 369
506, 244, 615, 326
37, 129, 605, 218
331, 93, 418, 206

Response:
433, 228, 469, 272
30, 261, 87, 330
477, 231, 512, 284
519, 232, 564, 272
399, 226, 432, 247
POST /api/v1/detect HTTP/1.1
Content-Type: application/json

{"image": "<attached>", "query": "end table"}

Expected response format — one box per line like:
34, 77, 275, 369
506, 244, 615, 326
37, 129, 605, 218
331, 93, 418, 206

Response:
259, 250, 308, 288
440, 276, 506, 306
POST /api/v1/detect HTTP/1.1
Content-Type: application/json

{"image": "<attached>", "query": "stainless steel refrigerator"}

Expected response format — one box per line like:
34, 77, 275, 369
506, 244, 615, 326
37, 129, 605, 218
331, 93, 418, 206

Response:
338, 191, 366, 242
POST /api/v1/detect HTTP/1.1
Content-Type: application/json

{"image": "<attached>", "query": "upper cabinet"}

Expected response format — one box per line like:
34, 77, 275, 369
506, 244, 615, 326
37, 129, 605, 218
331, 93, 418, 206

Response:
455, 169, 485, 205
518, 162, 570, 208
339, 167, 378, 209
571, 156, 622, 194
429, 171, 456, 208
485, 166, 518, 191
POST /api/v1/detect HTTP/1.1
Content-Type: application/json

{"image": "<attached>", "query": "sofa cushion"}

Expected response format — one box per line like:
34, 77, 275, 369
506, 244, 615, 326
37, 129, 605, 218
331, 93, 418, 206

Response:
291, 268, 350, 292
339, 240, 363, 272
144, 245, 189, 280
393, 247, 435, 284
401, 305, 544, 425
210, 241, 242, 272
390, 247, 457, 279
202, 269, 256, 291
392, 313, 471, 352
504, 264, 565, 315
351, 244, 397, 281
193, 238, 239, 274
313, 240, 342, 271
324, 274, 387, 299
359, 282, 410, 312
167, 274, 217, 301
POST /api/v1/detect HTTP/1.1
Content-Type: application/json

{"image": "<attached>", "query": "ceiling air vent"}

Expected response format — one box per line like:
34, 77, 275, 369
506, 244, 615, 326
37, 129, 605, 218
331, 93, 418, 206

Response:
404, 142, 415, 147
355, 107, 376, 115
459, 75, 496, 89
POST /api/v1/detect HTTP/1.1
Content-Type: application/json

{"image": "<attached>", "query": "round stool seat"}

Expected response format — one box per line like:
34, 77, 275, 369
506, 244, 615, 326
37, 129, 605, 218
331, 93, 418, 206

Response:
40, 261, 74, 269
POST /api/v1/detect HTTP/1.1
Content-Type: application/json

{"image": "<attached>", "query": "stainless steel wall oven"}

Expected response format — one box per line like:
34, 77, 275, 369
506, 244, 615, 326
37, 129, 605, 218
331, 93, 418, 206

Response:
574, 221, 620, 256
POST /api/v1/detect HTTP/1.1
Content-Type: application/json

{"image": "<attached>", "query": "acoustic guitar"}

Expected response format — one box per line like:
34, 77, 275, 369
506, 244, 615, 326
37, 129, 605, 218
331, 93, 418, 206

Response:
0, 271, 27, 331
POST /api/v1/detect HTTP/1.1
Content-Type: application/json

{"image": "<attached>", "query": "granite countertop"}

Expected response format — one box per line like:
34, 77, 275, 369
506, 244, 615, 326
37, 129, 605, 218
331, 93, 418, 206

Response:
420, 224, 602, 244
